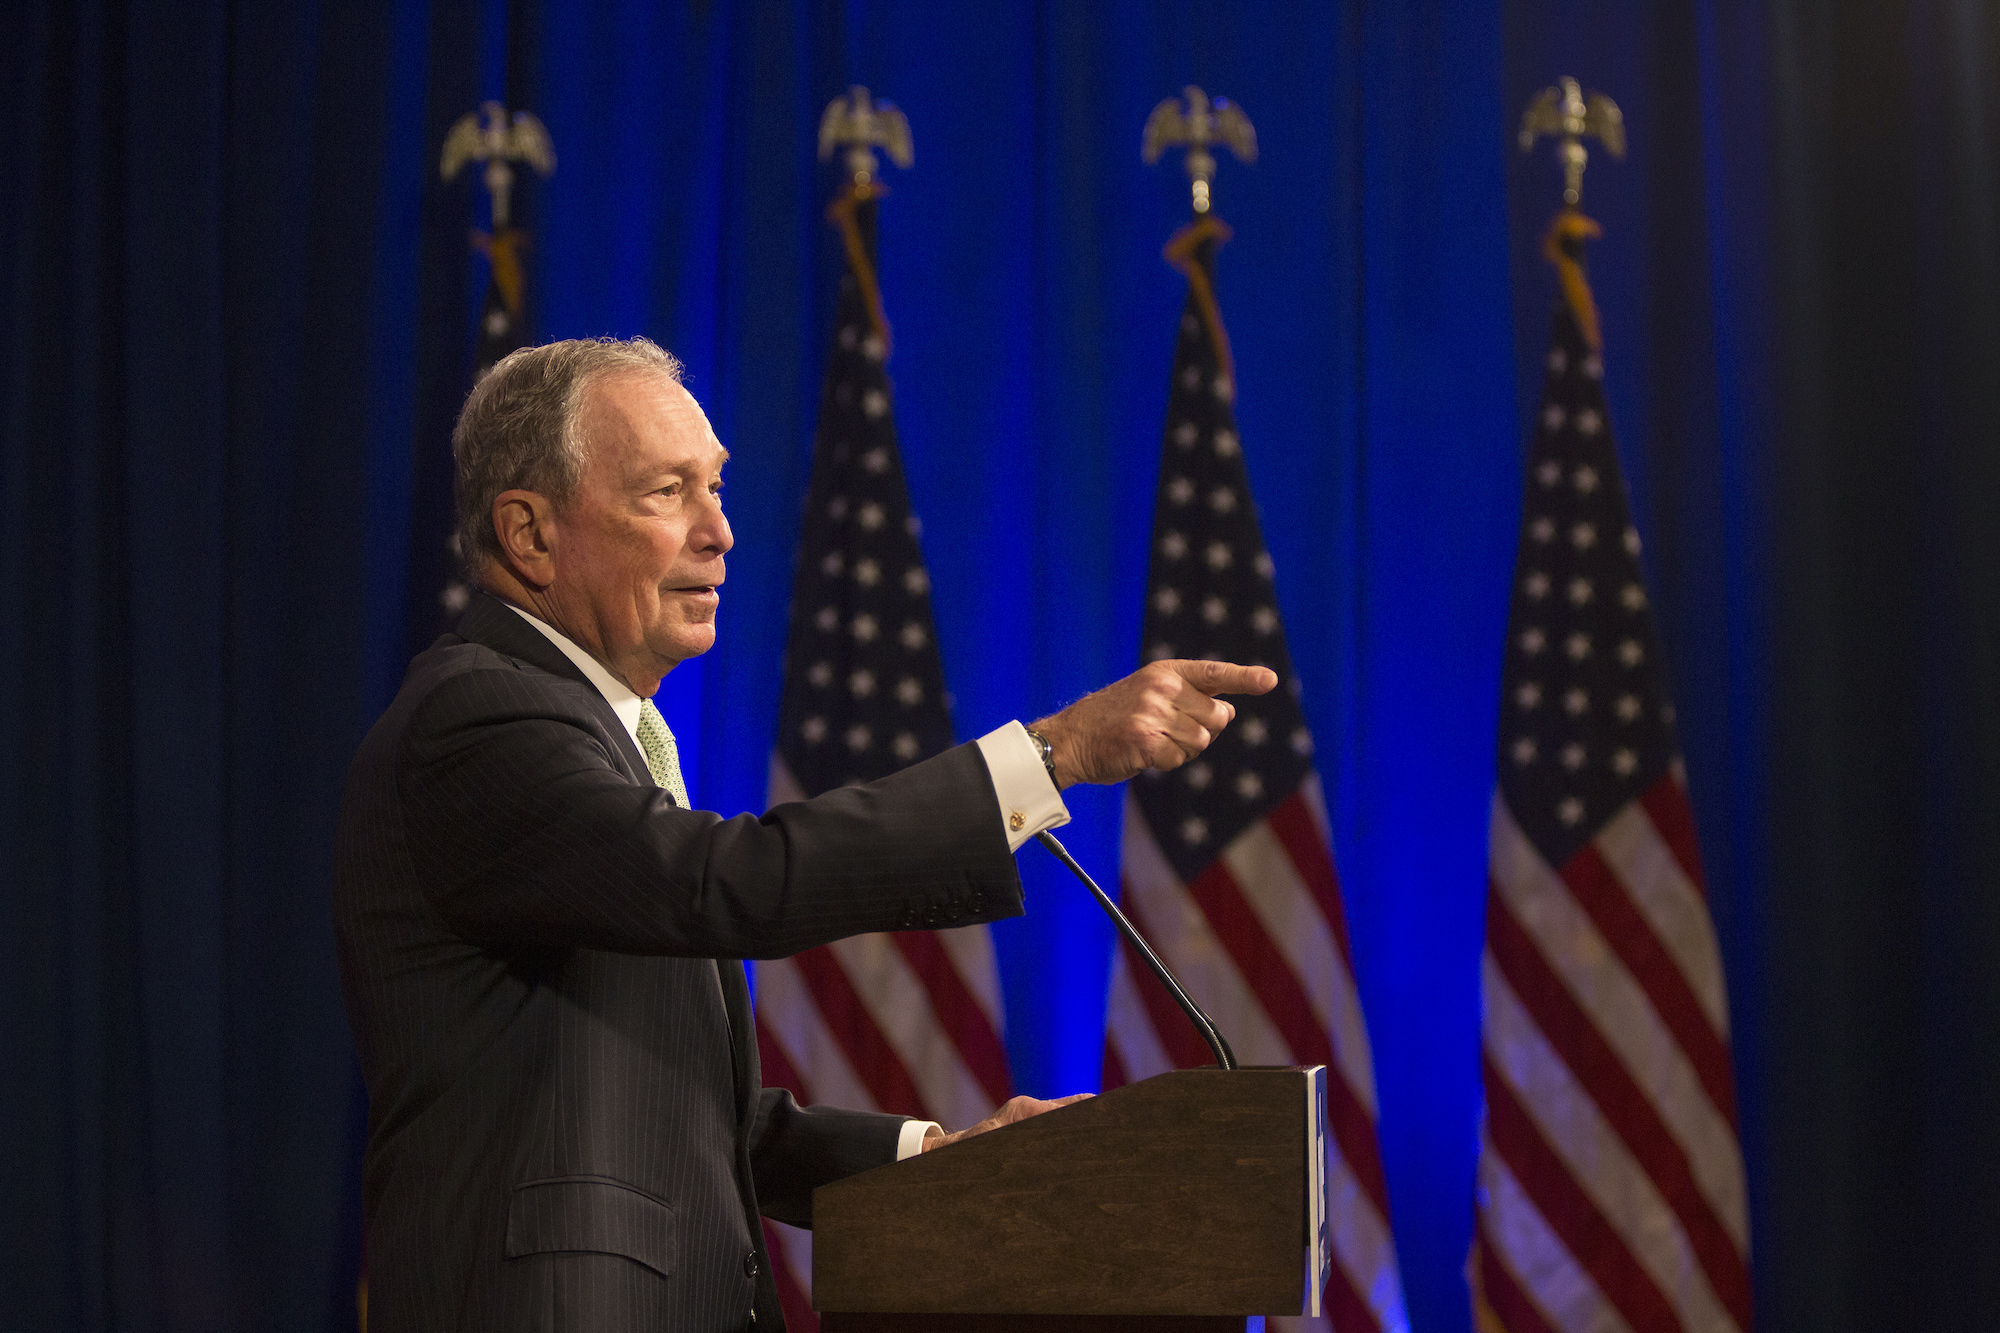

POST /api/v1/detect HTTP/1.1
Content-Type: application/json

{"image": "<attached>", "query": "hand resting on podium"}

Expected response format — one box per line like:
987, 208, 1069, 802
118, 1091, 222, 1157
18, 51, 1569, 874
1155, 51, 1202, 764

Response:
920, 1092, 1094, 1152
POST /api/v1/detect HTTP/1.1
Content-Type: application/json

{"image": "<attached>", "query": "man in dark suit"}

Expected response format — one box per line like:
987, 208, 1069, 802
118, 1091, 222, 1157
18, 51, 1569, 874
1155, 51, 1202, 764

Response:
334, 337, 1272, 1332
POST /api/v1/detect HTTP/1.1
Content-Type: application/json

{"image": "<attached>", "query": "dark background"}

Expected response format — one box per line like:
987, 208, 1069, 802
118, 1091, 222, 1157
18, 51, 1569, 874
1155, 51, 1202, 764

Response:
3, 1, 1995, 1329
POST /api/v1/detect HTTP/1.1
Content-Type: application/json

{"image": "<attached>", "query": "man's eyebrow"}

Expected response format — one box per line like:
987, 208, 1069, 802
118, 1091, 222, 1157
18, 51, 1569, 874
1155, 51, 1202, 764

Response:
637, 448, 730, 486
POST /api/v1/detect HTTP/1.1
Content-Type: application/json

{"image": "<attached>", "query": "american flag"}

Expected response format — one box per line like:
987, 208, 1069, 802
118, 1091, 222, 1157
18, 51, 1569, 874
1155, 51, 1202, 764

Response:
439, 228, 527, 620
1102, 218, 1407, 1333
407, 221, 530, 653
1471, 215, 1752, 1333
754, 187, 1013, 1333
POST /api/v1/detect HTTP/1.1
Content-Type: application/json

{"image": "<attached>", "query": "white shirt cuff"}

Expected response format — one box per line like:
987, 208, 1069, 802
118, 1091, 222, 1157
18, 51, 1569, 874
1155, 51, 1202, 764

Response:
896, 1118, 941, 1161
975, 721, 1071, 852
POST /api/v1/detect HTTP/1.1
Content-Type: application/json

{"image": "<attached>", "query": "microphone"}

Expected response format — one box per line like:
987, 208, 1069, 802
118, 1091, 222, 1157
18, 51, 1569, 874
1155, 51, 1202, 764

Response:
1035, 830, 1237, 1071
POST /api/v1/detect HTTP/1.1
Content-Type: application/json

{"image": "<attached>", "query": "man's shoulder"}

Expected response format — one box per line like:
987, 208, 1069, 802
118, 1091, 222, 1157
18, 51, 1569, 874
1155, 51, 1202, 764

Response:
352, 634, 606, 773
410, 631, 544, 691
395, 634, 605, 733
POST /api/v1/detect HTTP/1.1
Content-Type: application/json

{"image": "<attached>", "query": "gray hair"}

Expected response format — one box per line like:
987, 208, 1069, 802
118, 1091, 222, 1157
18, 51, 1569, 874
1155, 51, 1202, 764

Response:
453, 335, 684, 566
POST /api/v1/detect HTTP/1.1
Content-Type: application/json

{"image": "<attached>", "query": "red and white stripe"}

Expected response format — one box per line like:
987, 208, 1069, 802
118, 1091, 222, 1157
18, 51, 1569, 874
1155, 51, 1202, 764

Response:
1473, 769, 1752, 1333
755, 753, 1013, 1331
1104, 774, 1408, 1333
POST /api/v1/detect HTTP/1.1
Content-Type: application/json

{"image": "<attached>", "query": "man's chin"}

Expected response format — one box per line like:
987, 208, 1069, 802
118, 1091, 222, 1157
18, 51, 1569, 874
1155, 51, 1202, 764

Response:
652, 626, 717, 669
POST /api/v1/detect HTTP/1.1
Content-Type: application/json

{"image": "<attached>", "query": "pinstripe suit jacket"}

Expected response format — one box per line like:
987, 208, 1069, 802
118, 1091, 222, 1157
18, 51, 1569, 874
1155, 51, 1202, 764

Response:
334, 594, 1024, 1332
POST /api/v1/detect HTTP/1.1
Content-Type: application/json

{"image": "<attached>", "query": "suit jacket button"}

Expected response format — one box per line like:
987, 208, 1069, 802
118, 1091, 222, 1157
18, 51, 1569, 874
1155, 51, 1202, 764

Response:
744, 1251, 760, 1279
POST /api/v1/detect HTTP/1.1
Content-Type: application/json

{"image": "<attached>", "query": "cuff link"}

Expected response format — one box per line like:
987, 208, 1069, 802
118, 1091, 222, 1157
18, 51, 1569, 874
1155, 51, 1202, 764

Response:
1009, 810, 1026, 832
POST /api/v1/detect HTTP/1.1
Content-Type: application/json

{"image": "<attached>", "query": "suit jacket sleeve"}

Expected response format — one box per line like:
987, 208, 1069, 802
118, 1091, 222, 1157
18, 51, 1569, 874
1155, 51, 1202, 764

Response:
398, 667, 1024, 957
747, 1087, 906, 1229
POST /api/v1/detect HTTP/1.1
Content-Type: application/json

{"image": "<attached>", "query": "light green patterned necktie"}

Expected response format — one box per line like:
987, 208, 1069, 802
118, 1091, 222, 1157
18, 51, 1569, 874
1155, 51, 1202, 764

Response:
635, 698, 689, 808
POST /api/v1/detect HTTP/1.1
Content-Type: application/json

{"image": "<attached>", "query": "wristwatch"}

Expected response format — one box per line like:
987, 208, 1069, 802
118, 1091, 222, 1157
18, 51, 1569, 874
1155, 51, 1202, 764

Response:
1024, 727, 1058, 785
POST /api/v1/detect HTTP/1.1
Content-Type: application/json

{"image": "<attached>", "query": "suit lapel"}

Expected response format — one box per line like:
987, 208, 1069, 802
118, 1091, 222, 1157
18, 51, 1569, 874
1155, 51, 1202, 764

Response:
454, 593, 657, 791
460, 596, 739, 1071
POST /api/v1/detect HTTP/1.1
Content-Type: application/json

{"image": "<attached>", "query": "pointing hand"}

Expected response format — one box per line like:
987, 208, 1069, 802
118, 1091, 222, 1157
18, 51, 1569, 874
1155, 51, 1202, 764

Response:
1029, 660, 1279, 789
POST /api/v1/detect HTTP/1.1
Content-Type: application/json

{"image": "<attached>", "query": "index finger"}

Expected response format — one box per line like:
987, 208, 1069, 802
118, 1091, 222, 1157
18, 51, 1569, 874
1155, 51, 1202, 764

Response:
1170, 659, 1279, 697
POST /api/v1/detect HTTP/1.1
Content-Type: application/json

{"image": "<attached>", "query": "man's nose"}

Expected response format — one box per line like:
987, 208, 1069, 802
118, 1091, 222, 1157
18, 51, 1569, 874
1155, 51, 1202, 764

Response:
693, 495, 733, 555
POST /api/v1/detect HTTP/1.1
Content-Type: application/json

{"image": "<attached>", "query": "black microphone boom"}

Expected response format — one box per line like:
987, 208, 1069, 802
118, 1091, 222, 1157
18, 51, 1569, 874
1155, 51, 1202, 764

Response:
1034, 830, 1237, 1071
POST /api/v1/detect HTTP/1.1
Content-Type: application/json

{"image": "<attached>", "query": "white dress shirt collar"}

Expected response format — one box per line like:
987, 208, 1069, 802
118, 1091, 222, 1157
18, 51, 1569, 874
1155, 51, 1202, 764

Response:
501, 602, 646, 752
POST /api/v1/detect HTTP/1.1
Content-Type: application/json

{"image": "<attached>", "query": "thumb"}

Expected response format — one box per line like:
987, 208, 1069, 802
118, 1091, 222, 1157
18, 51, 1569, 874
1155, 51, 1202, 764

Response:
1175, 659, 1279, 697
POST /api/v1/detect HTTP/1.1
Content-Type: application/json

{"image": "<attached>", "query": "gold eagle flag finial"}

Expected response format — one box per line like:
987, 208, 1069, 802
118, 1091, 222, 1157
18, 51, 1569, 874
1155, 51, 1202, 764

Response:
818, 86, 913, 191
1142, 85, 1257, 215
1518, 76, 1624, 208
440, 100, 556, 229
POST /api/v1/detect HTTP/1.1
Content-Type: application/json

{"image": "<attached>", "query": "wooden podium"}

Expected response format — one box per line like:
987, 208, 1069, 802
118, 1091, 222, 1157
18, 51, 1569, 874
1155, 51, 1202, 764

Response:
811, 1067, 1331, 1332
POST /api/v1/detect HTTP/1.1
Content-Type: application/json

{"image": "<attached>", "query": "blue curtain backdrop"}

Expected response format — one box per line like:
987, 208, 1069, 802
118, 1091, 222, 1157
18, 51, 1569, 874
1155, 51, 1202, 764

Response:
3, 2, 1996, 1331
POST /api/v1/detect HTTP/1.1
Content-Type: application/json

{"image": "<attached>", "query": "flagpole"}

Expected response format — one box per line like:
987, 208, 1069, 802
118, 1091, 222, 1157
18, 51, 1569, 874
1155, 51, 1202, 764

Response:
1142, 84, 1257, 217
427, 102, 555, 624
439, 101, 556, 351
1143, 86, 1255, 386
817, 84, 909, 361
1519, 76, 1626, 352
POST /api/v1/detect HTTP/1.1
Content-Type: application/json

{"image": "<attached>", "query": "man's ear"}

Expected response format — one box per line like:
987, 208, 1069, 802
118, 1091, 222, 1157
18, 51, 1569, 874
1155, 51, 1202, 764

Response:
492, 489, 558, 588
